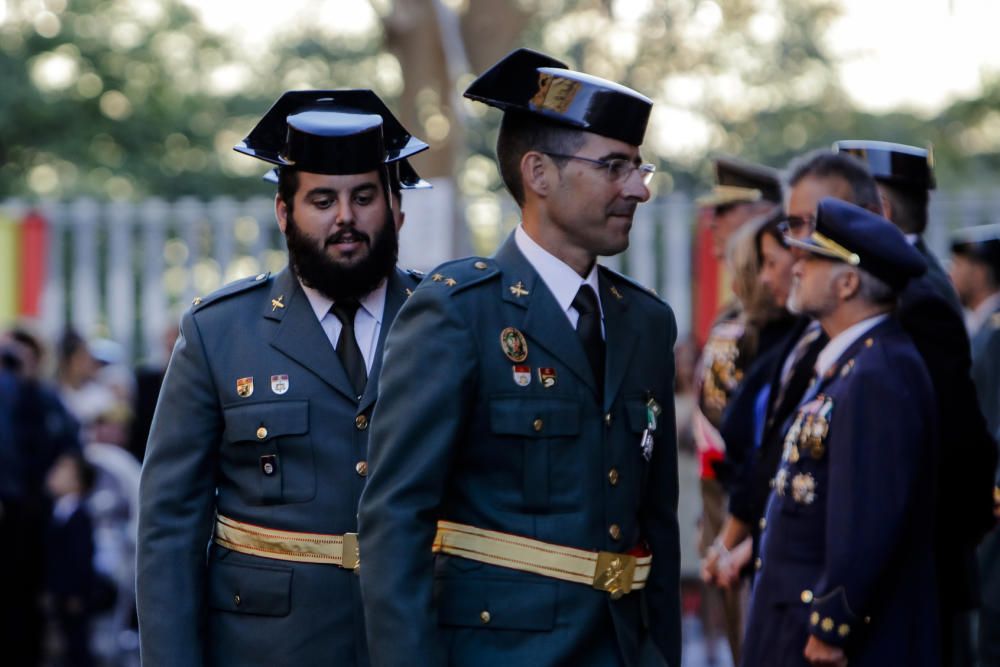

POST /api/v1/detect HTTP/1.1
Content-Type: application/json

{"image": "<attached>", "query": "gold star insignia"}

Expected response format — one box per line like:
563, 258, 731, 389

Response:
431, 273, 444, 282
509, 281, 529, 298
271, 295, 285, 311
192, 296, 202, 306
444, 278, 457, 286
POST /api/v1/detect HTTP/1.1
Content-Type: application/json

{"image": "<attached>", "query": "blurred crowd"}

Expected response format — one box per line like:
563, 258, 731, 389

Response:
0, 322, 176, 667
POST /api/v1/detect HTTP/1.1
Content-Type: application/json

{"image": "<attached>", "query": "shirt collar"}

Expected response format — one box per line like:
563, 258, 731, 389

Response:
514, 225, 602, 316
815, 313, 889, 379
299, 276, 388, 325
904, 233, 920, 246
969, 291, 1000, 335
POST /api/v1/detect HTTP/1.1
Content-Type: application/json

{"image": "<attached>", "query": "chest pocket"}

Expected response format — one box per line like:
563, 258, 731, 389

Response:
222, 400, 314, 505
489, 397, 581, 512
489, 397, 581, 438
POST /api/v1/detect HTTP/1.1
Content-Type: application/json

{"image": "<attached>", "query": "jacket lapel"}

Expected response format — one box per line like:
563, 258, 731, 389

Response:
494, 236, 599, 399
599, 270, 638, 411
358, 268, 410, 413
264, 269, 357, 402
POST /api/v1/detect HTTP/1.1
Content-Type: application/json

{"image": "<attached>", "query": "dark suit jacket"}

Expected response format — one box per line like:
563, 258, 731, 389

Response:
897, 264, 998, 610
359, 235, 682, 667
742, 318, 940, 667
137, 267, 419, 667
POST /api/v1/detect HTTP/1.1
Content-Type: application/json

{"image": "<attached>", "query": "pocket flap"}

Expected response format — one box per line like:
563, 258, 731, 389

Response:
223, 400, 308, 443
208, 559, 292, 617
436, 576, 556, 631
489, 397, 580, 437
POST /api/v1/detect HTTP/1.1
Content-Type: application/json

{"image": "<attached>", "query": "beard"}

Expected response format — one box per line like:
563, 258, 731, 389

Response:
284, 207, 398, 302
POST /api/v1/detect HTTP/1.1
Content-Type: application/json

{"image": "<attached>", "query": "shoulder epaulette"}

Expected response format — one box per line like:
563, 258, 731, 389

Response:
191, 272, 270, 312
419, 257, 499, 295
598, 265, 666, 305
405, 268, 425, 281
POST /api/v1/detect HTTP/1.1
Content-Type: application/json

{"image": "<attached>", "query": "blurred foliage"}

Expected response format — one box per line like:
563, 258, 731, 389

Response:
2, 0, 999, 202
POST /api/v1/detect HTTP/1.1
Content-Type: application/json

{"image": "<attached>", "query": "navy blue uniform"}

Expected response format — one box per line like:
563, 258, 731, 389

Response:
742, 318, 939, 666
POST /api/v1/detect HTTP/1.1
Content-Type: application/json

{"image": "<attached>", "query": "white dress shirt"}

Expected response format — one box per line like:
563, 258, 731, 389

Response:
299, 279, 387, 373
514, 225, 605, 337
814, 313, 889, 379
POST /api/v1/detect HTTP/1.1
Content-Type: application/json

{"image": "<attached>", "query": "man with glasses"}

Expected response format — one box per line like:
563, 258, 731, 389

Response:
359, 48, 681, 666
742, 197, 939, 666
783, 148, 997, 667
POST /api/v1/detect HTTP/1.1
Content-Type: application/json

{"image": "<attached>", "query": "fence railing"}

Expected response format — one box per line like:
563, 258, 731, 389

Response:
2, 188, 997, 363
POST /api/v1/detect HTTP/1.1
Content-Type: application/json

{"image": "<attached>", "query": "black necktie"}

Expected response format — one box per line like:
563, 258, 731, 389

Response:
572, 285, 605, 390
331, 300, 367, 398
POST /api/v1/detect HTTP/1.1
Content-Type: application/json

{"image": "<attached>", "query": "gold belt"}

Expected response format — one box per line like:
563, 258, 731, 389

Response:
432, 520, 652, 599
213, 514, 359, 569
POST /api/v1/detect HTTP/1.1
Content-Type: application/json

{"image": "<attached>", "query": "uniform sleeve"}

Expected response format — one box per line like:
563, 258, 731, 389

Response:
136, 310, 222, 667
640, 307, 682, 667
358, 285, 479, 666
808, 361, 933, 646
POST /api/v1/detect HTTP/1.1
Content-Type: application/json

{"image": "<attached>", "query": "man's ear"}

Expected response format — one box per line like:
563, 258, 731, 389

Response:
839, 268, 862, 301
275, 193, 288, 234
521, 151, 550, 199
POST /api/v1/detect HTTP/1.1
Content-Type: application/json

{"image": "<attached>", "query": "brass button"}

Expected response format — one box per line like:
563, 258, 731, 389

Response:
256, 427, 268, 440
604, 413, 612, 426
608, 524, 621, 540
233, 593, 241, 606
355, 414, 369, 431
759, 517, 767, 530
608, 468, 620, 486
355, 461, 368, 477
800, 590, 813, 604
755, 557, 762, 571
479, 610, 491, 624
474, 261, 488, 270
532, 418, 543, 432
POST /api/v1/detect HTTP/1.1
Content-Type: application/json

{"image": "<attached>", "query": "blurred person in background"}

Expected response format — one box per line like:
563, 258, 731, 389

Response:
84, 393, 141, 666
693, 157, 781, 664
702, 211, 799, 593
1, 326, 82, 665
948, 225, 1000, 666
45, 451, 99, 667
127, 324, 178, 463
836, 141, 998, 667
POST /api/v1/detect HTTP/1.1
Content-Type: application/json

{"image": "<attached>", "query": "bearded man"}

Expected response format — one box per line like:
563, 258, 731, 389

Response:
136, 89, 428, 667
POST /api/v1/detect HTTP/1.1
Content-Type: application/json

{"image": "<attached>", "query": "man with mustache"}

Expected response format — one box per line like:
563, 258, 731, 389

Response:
359, 48, 681, 666
136, 90, 428, 666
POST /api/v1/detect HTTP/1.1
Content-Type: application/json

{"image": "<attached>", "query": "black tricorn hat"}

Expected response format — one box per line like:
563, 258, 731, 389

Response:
833, 140, 936, 191
951, 223, 1000, 277
236, 90, 428, 175
697, 156, 782, 207
262, 158, 431, 190
463, 48, 653, 147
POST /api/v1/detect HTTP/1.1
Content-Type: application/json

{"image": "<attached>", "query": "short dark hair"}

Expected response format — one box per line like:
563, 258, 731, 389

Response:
786, 149, 881, 212
496, 111, 587, 206
277, 166, 299, 214
878, 181, 928, 235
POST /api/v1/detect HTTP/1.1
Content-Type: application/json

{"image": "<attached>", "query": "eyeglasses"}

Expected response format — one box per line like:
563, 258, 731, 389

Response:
776, 214, 816, 239
543, 153, 656, 186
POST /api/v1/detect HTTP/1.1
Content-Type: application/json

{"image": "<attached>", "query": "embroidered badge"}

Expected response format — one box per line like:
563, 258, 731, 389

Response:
271, 295, 285, 311
236, 377, 254, 398
509, 281, 529, 298
530, 72, 581, 114
270, 374, 289, 395
538, 367, 557, 388
512, 365, 531, 387
500, 327, 529, 363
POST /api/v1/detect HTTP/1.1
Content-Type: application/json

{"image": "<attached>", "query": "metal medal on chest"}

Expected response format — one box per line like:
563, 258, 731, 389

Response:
499, 327, 528, 363
270, 374, 289, 395
236, 376, 254, 398
512, 365, 531, 387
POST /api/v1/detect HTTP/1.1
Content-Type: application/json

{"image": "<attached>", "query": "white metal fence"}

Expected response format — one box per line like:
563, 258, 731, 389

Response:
2, 188, 998, 363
